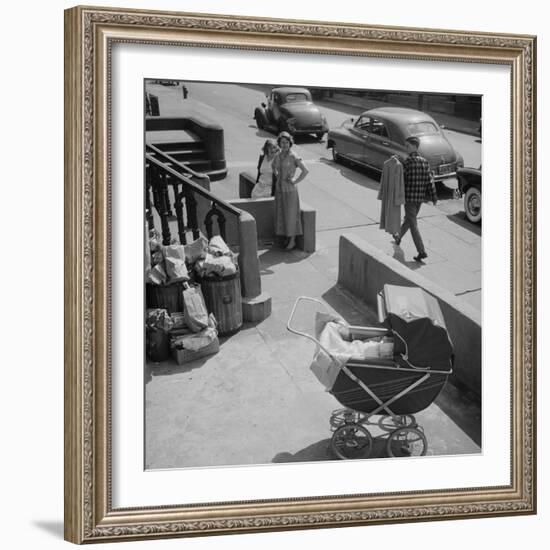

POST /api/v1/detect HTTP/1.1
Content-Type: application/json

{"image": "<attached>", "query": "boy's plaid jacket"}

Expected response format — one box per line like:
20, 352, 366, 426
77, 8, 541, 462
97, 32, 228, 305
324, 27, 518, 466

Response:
403, 152, 437, 203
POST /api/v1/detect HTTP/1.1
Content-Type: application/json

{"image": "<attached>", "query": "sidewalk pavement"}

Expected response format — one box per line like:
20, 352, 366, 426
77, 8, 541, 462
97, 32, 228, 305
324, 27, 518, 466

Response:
146, 243, 481, 470
322, 92, 481, 137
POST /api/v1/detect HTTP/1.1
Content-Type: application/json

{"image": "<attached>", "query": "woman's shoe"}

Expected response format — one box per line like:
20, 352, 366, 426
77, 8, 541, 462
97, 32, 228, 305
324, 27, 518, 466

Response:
285, 238, 296, 251
393, 234, 402, 246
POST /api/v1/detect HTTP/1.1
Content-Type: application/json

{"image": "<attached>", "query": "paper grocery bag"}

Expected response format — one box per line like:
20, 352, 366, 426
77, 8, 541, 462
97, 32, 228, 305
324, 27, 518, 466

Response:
162, 244, 189, 282
182, 285, 209, 332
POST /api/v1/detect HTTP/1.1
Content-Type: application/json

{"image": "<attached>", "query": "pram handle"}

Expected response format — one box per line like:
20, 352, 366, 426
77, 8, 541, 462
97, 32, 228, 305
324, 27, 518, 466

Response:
286, 297, 340, 362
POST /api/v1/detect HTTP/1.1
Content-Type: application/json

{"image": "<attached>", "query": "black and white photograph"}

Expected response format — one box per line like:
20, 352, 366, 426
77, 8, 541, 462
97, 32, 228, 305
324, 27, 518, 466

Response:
144, 79, 482, 470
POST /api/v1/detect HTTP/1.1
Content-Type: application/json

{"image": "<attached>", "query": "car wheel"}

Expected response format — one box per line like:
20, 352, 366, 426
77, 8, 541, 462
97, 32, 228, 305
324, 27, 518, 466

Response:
254, 107, 268, 130
278, 119, 290, 135
464, 186, 481, 223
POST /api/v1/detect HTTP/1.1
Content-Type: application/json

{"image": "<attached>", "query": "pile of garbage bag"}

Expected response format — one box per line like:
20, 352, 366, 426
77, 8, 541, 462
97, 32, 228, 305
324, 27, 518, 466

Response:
146, 231, 238, 284
171, 314, 218, 352
146, 229, 190, 285
193, 235, 239, 278
145, 231, 241, 365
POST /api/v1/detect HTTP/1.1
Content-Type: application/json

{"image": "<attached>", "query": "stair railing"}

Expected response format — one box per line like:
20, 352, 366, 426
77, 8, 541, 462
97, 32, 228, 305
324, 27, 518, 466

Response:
146, 152, 240, 245
146, 152, 262, 300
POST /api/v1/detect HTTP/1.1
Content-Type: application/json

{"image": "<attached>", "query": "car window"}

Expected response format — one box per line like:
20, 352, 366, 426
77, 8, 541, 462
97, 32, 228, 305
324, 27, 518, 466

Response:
369, 118, 389, 138
407, 121, 439, 135
354, 116, 371, 131
284, 93, 309, 102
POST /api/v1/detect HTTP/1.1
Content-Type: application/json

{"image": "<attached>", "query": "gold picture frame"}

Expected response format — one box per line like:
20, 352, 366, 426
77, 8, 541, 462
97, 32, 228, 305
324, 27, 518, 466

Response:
64, 5, 536, 544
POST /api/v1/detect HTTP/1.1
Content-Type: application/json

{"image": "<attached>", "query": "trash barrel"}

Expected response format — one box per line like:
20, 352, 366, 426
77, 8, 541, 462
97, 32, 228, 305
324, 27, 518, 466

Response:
200, 272, 242, 335
146, 328, 171, 362
146, 281, 185, 314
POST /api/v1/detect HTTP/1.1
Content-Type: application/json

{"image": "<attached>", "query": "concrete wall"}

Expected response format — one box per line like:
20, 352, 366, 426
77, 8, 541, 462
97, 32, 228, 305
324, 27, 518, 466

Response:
338, 233, 481, 399
239, 172, 256, 199
236, 172, 316, 253
226, 196, 316, 253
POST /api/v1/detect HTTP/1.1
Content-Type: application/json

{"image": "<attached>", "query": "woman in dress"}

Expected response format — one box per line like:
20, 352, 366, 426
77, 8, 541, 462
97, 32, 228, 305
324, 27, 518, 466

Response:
272, 132, 309, 250
251, 139, 278, 199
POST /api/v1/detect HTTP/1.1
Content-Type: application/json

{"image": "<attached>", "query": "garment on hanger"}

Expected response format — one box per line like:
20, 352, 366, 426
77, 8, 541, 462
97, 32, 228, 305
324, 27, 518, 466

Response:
377, 155, 405, 235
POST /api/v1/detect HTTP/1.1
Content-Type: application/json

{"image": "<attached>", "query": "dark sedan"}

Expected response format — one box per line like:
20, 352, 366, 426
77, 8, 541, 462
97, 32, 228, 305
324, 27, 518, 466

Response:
327, 107, 464, 186
254, 87, 329, 140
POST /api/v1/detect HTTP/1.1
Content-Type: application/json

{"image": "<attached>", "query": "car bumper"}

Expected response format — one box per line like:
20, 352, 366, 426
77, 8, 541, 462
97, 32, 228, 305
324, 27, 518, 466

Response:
434, 174, 459, 189
290, 127, 327, 135
287, 119, 328, 134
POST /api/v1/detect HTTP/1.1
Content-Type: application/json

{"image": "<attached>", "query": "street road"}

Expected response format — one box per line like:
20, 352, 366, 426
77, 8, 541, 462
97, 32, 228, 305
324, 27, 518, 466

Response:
148, 80, 482, 308
150, 80, 481, 207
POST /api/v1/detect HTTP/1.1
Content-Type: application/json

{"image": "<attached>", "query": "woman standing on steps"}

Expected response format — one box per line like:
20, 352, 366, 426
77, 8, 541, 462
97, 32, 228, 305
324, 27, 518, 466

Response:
272, 131, 309, 251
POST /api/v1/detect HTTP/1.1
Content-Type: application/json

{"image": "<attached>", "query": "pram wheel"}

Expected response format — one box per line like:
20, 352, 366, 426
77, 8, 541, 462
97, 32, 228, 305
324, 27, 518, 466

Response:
329, 408, 360, 429
386, 427, 428, 458
331, 424, 373, 460
378, 414, 416, 432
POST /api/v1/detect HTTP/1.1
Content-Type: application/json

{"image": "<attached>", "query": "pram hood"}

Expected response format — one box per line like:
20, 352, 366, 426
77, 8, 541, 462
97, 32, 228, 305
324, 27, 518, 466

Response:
382, 284, 453, 369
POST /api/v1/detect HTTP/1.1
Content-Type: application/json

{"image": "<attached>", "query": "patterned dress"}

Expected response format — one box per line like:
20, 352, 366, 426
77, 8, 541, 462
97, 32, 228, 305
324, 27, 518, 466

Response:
273, 150, 303, 237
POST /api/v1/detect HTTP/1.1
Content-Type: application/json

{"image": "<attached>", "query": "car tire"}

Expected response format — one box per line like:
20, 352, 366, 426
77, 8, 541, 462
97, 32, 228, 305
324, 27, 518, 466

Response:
332, 144, 341, 163
464, 186, 481, 223
254, 107, 268, 130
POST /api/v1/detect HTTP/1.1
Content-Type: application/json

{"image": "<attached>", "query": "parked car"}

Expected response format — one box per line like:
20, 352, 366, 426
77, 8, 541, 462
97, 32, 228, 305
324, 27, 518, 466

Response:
457, 166, 482, 223
327, 107, 464, 185
254, 87, 329, 140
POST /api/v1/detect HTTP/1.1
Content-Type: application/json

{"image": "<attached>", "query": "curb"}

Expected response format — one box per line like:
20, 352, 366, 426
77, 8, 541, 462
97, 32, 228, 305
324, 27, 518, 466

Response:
338, 233, 481, 398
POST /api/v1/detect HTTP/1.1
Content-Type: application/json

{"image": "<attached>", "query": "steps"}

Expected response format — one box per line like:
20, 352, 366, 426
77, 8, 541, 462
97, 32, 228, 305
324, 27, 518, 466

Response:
147, 131, 226, 181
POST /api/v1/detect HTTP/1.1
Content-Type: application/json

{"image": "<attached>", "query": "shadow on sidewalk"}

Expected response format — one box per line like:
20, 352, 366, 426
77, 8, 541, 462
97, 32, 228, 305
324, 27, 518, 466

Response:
435, 381, 482, 447
391, 245, 425, 271
271, 433, 406, 463
272, 439, 334, 463
446, 212, 482, 236
322, 284, 380, 326
258, 247, 312, 275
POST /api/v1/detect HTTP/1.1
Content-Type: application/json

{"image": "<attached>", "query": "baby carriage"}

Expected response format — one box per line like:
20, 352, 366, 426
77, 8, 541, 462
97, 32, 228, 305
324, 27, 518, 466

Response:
287, 284, 454, 459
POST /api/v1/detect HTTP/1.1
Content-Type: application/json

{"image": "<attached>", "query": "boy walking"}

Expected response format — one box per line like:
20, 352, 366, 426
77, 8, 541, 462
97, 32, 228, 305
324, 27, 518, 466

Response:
393, 136, 437, 262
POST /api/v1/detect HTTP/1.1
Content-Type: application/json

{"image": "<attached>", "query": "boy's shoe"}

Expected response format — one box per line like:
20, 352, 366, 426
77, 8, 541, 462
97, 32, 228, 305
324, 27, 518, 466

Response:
413, 252, 428, 262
